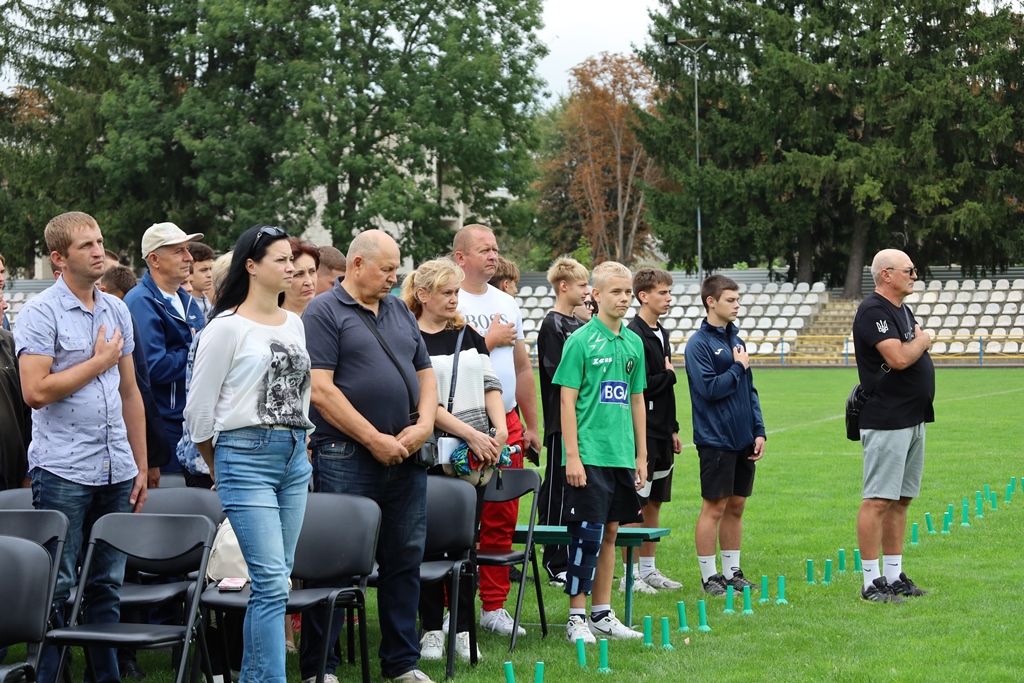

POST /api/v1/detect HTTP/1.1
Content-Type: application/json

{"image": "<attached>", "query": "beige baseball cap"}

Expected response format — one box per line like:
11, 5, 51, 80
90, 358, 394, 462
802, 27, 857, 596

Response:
141, 222, 204, 259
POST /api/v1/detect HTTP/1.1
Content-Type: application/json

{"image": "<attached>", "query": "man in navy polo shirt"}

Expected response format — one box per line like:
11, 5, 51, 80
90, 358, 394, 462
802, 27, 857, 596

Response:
301, 230, 438, 683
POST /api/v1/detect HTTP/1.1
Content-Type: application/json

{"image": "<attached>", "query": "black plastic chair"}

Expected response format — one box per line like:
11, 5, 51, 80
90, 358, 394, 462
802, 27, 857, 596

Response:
201, 493, 381, 683
421, 476, 480, 680
0, 510, 68, 683
0, 488, 33, 510
158, 472, 188, 488
44, 513, 216, 683
476, 468, 546, 652
0, 536, 54, 683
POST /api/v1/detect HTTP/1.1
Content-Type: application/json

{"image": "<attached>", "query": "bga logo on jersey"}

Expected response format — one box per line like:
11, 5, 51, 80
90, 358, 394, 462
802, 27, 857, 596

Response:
876, 320, 888, 334
600, 381, 629, 405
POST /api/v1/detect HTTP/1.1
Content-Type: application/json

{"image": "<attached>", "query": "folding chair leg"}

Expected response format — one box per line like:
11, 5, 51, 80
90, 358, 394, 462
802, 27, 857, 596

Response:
446, 571, 459, 681
508, 560, 528, 653
346, 607, 356, 664
467, 566, 478, 667
357, 604, 371, 683
531, 551, 547, 637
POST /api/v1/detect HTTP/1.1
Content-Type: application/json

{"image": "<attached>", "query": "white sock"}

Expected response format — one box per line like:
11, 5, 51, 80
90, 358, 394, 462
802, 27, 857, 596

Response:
570, 607, 586, 618
720, 550, 740, 580
882, 555, 903, 584
590, 604, 611, 619
639, 556, 656, 578
623, 562, 639, 580
698, 554, 718, 582
862, 559, 881, 590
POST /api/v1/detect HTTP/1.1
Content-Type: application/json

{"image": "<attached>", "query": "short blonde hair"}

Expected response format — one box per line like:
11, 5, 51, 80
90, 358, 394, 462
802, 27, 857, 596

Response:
592, 261, 632, 292
211, 251, 233, 301
401, 257, 466, 329
546, 256, 589, 288
45, 212, 98, 257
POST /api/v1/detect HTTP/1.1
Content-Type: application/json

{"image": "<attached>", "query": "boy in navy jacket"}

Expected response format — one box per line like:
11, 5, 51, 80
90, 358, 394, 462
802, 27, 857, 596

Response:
684, 275, 765, 596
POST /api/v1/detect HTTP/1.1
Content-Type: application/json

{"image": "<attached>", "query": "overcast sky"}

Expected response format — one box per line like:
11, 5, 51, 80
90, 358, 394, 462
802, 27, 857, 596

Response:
2, 1, 662, 97
537, 0, 661, 101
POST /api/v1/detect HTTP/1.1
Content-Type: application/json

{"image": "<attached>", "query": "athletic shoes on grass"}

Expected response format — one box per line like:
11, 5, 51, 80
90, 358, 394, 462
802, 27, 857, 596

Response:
566, 615, 596, 644
701, 573, 730, 596
890, 572, 929, 597
588, 611, 643, 640
618, 574, 659, 594
548, 571, 567, 588
640, 569, 682, 590
727, 569, 758, 590
480, 607, 526, 637
861, 576, 905, 603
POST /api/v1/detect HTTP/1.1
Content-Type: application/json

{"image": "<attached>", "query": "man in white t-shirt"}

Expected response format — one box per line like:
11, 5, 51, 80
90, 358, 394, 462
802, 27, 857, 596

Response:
453, 223, 540, 637
124, 222, 207, 474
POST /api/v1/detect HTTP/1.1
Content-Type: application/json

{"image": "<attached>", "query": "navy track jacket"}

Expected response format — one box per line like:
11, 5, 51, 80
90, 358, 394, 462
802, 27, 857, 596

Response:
683, 319, 766, 451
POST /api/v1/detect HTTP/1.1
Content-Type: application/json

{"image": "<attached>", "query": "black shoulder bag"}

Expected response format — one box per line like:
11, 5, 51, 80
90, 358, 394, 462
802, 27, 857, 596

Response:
846, 305, 911, 441
355, 309, 438, 468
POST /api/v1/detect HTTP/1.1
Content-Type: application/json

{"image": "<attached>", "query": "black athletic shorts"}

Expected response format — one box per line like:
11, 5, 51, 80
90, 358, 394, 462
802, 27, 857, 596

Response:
638, 436, 674, 505
565, 465, 644, 525
697, 444, 756, 500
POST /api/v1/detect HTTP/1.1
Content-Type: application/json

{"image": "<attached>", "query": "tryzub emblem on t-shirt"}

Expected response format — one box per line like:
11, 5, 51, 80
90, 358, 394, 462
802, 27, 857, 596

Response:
876, 320, 889, 334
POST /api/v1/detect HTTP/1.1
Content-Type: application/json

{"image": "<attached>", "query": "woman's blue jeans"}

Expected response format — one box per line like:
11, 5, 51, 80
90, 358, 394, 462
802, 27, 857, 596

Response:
214, 427, 311, 683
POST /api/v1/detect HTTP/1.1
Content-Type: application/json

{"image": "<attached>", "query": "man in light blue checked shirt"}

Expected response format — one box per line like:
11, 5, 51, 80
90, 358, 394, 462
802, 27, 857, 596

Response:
15, 211, 147, 683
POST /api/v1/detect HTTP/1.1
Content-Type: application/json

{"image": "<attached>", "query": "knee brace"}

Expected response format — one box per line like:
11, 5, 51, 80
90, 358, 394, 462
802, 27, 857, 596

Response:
564, 521, 604, 596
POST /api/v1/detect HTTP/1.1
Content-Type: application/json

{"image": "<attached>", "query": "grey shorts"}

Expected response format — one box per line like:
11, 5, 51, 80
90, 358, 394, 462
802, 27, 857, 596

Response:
860, 423, 926, 500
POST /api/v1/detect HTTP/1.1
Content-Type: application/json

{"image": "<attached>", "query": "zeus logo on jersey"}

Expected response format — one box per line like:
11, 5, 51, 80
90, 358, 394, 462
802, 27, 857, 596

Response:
600, 381, 629, 405
592, 357, 613, 366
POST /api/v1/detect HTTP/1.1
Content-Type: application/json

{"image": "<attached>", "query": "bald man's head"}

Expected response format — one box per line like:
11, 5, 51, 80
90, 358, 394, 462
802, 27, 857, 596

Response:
452, 224, 493, 255
347, 229, 399, 264
871, 249, 909, 285
344, 230, 401, 303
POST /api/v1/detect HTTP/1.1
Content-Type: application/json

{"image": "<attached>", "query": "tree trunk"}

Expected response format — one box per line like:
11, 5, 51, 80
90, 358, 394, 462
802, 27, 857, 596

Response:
842, 213, 869, 299
796, 227, 814, 283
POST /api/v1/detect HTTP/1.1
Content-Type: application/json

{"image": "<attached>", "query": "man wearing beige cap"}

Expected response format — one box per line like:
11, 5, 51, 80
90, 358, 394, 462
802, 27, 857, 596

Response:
124, 222, 206, 473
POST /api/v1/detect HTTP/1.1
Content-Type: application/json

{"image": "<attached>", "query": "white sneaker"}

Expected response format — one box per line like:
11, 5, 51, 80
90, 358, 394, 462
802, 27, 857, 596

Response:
549, 570, 567, 587
419, 630, 444, 661
454, 631, 481, 660
479, 607, 526, 637
566, 615, 596, 644
391, 671, 436, 683
588, 610, 643, 640
302, 675, 340, 683
641, 568, 683, 590
618, 574, 658, 594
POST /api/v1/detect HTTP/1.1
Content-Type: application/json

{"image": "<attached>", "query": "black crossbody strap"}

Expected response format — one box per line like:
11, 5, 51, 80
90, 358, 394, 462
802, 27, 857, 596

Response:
446, 326, 467, 414
354, 308, 418, 414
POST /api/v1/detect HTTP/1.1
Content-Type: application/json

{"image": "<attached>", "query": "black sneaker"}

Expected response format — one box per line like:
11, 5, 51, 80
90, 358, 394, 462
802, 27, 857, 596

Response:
861, 576, 905, 603
890, 572, 929, 597
727, 569, 758, 590
702, 573, 729, 596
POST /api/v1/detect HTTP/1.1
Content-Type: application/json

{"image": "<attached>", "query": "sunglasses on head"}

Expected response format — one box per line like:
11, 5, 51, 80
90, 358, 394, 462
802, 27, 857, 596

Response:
253, 225, 287, 252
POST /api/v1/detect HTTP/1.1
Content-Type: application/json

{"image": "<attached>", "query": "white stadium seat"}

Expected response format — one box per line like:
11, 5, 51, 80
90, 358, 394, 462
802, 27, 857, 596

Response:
772, 317, 788, 330
764, 283, 779, 294
518, 285, 533, 297
1004, 341, 1020, 354
927, 280, 943, 291
948, 341, 966, 353
811, 282, 826, 293
989, 290, 1006, 304
1005, 303, 1019, 315
944, 280, 959, 290
943, 316, 960, 328
954, 328, 972, 340
797, 305, 812, 317
931, 341, 947, 354
921, 292, 938, 304
966, 341, 981, 354
748, 305, 764, 318
991, 328, 1008, 339
1013, 279, 1024, 290
765, 305, 780, 317
1011, 327, 1024, 337
983, 303, 1001, 316
960, 315, 977, 328
955, 291, 971, 303
979, 315, 995, 328
925, 316, 942, 329
971, 291, 989, 303
781, 305, 796, 317
772, 293, 788, 305
783, 329, 798, 340
961, 279, 976, 291
662, 318, 677, 330
790, 317, 805, 330
686, 284, 700, 294
795, 282, 810, 293
985, 341, 1002, 354
524, 296, 538, 308
748, 283, 763, 294
780, 282, 795, 293
975, 328, 989, 338
906, 292, 921, 304
1007, 290, 1023, 303
995, 279, 1010, 290
804, 293, 820, 305
788, 293, 803, 305
978, 279, 993, 290
938, 291, 954, 303
759, 342, 774, 355
937, 328, 954, 340
913, 281, 926, 292
671, 284, 685, 296
534, 286, 549, 297
756, 317, 772, 330
932, 303, 948, 316
950, 303, 966, 316
916, 303, 932, 316
996, 315, 1013, 328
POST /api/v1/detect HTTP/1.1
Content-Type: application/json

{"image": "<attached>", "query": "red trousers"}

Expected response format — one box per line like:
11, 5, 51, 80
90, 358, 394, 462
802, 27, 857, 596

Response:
478, 408, 524, 611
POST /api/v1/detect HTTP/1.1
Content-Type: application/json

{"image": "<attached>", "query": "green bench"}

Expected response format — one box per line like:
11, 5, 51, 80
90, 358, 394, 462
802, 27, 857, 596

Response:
513, 525, 671, 627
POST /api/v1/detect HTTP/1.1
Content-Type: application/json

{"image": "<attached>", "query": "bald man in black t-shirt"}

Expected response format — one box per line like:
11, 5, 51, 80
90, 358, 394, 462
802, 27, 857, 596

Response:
852, 248, 935, 603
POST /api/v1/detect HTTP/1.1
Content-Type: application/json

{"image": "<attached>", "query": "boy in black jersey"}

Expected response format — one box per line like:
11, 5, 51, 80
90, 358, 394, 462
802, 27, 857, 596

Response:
536, 257, 590, 584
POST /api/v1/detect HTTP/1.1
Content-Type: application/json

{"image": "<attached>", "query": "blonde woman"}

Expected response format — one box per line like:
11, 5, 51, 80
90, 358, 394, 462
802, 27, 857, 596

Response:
401, 258, 506, 662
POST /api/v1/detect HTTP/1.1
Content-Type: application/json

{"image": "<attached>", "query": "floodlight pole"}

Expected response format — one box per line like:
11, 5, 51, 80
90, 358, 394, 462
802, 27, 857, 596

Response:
665, 34, 709, 284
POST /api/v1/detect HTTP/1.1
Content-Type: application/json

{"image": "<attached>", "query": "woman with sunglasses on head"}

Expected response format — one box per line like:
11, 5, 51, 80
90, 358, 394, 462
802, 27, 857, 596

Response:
184, 225, 314, 683
400, 257, 506, 663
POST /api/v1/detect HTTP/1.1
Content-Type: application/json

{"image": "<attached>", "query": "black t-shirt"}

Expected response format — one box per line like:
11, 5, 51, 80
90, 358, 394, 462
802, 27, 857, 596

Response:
537, 311, 585, 435
852, 292, 935, 429
420, 325, 490, 358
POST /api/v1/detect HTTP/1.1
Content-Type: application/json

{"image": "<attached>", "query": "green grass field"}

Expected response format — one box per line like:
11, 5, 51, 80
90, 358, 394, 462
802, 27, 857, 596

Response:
33, 368, 1024, 682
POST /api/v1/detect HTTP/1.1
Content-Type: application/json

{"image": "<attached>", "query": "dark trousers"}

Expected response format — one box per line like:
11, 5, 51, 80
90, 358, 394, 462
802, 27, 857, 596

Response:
538, 433, 571, 578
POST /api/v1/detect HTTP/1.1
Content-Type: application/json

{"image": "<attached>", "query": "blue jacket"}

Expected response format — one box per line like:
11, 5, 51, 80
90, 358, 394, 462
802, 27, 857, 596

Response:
124, 271, 206, 441
683, 319, 765, 451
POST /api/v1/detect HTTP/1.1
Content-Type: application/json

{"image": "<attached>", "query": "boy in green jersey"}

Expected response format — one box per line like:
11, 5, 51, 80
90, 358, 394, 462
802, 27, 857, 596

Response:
553, 261, 647, 644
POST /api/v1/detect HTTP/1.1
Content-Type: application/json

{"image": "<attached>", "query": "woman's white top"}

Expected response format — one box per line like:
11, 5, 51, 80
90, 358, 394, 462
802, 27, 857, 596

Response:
184, 310, 314, 444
